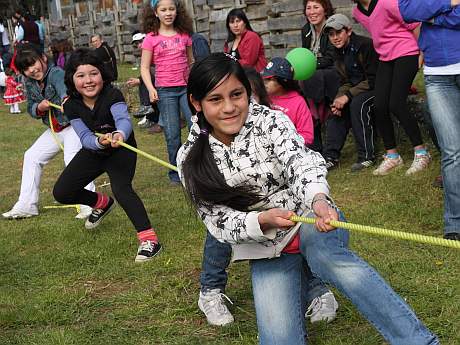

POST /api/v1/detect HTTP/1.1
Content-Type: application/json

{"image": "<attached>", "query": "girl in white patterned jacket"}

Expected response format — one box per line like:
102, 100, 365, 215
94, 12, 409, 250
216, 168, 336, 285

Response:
177, 53, 438, 345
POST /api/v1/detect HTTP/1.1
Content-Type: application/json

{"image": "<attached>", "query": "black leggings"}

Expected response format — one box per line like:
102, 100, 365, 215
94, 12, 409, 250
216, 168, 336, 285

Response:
53, 147, 151, 232
374, 55, 423, 150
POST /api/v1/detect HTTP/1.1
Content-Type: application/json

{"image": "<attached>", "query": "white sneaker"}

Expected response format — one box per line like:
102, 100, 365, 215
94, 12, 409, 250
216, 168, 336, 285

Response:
306, 291, 338, 323
405, 152, 431, 175
373, 155, 404, 176
2, 208, 37, 219
198, 289, 234, 326
75, 205, 93, 219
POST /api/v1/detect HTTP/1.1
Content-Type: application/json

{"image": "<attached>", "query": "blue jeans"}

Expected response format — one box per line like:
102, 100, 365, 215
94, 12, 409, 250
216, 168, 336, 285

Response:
424, 74, 460, 235
201, 230, 328, 303
252, 214, 438, 345
156, 86, 192, 182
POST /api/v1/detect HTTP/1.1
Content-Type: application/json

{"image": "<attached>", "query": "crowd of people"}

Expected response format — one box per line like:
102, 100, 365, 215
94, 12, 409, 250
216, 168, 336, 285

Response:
1, 1, 459, 344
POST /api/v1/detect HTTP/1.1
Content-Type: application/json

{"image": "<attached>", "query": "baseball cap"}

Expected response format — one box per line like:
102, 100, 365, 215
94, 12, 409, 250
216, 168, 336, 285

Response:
132, 32, 146, 43
262, 57, 294, 80
324, 14, 352, 31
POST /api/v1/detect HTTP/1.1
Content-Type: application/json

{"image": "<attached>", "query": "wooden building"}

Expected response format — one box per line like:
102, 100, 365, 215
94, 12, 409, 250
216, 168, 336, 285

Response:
44, 0, 358, 62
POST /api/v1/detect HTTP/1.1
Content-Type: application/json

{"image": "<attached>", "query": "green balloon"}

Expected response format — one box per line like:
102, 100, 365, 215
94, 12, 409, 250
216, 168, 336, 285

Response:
286, 48, 317, 81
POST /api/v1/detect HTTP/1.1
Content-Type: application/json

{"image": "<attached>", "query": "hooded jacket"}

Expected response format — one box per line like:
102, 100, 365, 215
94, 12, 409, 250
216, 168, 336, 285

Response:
399, 0, 460, 67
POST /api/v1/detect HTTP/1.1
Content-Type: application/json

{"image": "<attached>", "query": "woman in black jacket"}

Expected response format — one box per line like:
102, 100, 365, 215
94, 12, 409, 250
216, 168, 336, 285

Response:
300, 0, 340, 153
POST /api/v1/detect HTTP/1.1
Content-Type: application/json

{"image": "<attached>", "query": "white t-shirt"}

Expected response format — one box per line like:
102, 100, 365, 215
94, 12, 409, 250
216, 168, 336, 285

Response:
0, 24, 10, 46
424, 62, 460, 76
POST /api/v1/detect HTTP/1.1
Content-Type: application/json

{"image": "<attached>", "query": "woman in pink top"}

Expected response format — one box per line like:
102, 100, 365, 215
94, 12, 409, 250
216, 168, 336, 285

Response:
262, 57, 314, 146
141, 0, 194, 184
353, 0, 431, 176
224, 9, 267, 72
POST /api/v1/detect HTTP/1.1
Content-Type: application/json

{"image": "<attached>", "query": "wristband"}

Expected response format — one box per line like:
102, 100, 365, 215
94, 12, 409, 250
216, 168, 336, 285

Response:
312, 197, 331, 207
311, 195, 338, 210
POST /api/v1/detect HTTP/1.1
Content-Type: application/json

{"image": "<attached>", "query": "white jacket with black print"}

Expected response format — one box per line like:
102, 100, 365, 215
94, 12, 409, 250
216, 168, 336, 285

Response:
177, 102, 330, 261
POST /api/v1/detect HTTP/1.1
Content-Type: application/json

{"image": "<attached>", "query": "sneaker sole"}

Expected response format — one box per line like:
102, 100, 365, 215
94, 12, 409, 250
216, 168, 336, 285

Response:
84, 201, 116, 230
198, 299, 235, 326
310, 314, 337, 324
405, 166, 431, 176
132, 114, 147, 119
2, 214, 35, 220
134, 243, 163, 263
372, 164, 403, 176
351, 163, 375, 172
75, 213, 92, 219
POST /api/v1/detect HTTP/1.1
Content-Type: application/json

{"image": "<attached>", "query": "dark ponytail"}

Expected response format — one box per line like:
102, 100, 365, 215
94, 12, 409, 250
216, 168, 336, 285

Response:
183, 53, 263, 212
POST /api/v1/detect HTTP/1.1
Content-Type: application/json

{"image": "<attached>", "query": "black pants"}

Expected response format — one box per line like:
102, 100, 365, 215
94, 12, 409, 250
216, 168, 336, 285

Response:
307, 118, 323, 154
324, 91, 375, 162
53, 146, 151, 232
374, 55, 423, 150
139, 77, 160, 123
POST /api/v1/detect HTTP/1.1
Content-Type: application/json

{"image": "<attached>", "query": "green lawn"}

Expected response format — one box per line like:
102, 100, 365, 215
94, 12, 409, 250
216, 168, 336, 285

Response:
0, 65, 459, 345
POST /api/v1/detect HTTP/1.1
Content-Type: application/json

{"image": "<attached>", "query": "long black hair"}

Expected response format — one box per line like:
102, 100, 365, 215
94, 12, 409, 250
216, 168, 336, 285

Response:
183, 52, 263, 212
64, 48, 112, 98
225, 8, 254, 43
244, 67, 270, 107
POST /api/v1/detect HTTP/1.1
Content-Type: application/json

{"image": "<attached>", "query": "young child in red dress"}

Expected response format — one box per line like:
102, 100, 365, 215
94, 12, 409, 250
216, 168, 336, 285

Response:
3, 68, 25, 113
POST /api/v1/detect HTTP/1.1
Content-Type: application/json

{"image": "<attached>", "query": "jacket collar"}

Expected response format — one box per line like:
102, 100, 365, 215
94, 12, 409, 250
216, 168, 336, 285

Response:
336, 33, 363, 55
356, 0, 378, 16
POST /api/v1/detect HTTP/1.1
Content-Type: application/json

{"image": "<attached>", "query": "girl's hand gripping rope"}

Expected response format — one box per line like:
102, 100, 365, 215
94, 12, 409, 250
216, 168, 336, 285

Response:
98, 133, 112, 147
258, 209, 296, 233
311, 194, 339, 232
37, 99, 51, 112
110, 132, 124, 148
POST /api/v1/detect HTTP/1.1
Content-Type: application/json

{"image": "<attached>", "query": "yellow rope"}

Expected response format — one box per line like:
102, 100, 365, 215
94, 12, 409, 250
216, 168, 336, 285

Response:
290, 215, 460, 250
48, 110, 64, 151
49, 101, 455, 250
46, 102, 77, 212
48, 102, 63, 111
94, 133, 178, 171
44, 205, 80, 210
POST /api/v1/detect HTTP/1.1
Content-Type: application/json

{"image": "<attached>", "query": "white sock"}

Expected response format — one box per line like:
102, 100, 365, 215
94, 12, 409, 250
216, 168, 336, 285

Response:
14, 103, 20, 112
10, 105, 15, 113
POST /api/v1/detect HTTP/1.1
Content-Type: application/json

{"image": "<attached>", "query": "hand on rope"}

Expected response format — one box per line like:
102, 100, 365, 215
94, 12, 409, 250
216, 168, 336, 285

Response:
97, 132, 459, 249
290, 215, 460, 250
48, 101, 63, 112
97, 132, 125, 148
94, 132, 178, 171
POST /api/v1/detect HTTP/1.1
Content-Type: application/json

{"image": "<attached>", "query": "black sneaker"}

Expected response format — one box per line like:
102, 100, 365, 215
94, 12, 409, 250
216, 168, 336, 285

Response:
135, 241, 162, 262
444, 233, 460, 241
85, 197, 116, 230
324, 158, 338, 171
351, 159, 375, 172
132, 105, 154, 118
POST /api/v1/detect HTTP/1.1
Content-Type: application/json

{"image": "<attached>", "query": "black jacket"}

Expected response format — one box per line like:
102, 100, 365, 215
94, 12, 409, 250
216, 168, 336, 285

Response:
94, 42, 118, 82
334, 33, 379, 99
301, 23, 336, 69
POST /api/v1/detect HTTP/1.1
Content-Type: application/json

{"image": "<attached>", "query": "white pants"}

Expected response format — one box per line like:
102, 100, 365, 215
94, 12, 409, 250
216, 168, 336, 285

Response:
12, 126, 95, 214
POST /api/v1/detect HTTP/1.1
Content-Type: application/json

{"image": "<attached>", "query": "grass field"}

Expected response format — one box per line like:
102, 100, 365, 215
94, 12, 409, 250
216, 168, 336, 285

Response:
0, 65, 459, 345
